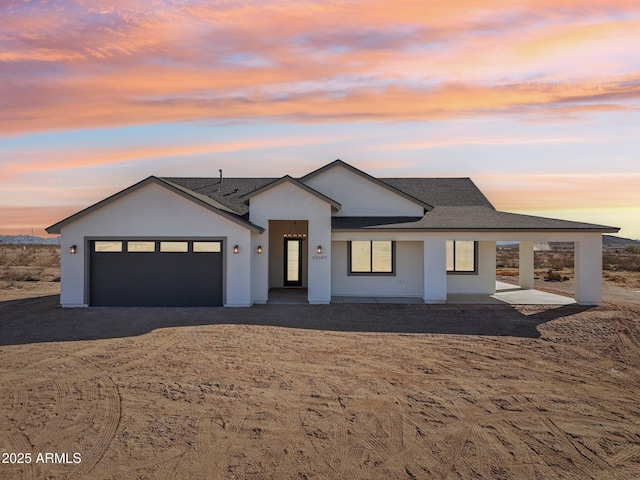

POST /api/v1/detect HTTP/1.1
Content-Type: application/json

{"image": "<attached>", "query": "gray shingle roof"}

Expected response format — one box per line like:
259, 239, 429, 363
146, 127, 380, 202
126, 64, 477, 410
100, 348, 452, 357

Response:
161, 176, 492, 214
381, 178, 494, 208
47, 162, 618, 234
164, 175, 617, 232
161, 177, 275, 216
332, 207, 619, 232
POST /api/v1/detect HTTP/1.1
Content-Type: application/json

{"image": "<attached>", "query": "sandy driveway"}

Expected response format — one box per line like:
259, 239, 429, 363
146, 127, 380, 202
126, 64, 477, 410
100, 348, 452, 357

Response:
1, 288, 639, 479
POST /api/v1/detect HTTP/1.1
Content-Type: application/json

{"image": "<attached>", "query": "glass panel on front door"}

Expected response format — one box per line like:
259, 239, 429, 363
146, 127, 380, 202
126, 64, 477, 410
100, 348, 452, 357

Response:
284, 239, 302, 286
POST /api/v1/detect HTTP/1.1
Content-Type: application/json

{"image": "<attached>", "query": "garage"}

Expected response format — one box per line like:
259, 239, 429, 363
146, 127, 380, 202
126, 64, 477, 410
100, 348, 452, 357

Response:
89, 239, 223, 307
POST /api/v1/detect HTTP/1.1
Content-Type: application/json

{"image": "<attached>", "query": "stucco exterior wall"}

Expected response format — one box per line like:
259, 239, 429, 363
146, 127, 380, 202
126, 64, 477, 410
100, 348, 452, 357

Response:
59, 183, 254, 307
446, 240, 496, 294
331, 241, 424, 297
303, 165, 424, 217
248, 181, 333, 304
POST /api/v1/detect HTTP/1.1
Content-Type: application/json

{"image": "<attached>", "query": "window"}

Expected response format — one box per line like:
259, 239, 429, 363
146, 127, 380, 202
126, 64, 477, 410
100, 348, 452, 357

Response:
94, 241, 122, 252
193, 241, 221, 252
446, 240, 477, 273
160, 241, 188, 252
349, 241, 395, 275
127, 241, 155, 252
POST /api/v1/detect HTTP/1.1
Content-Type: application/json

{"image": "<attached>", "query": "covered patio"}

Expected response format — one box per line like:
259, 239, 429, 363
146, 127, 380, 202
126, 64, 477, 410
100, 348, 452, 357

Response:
329, 281, 574, 305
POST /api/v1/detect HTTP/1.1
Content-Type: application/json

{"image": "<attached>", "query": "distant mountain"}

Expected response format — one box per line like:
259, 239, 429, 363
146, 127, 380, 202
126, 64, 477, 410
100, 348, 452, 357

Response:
603, 235, 640, 246
0, 235, 60, 245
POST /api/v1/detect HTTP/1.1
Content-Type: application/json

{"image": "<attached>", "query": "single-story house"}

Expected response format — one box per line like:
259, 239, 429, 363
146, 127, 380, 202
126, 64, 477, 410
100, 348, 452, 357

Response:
46, 159, 619, 307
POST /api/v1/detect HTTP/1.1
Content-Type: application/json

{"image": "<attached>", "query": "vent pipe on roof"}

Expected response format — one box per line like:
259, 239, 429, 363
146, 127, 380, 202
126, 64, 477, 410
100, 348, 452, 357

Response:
219, 169, 223, 202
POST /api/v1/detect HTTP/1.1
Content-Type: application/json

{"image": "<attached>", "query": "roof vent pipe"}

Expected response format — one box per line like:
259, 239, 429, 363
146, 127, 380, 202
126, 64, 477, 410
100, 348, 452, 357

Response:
219, 169, 223, 202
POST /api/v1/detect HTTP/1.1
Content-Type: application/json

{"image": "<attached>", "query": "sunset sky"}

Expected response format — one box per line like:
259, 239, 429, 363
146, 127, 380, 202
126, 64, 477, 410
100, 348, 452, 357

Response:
1, 0, 639, 238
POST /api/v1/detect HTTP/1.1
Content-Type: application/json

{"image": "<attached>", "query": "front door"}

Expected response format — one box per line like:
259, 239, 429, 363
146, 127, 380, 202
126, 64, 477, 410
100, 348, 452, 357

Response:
284, 238, 302, 287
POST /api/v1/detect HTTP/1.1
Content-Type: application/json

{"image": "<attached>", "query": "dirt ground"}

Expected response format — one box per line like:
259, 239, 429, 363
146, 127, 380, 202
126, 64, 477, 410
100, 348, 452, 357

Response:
1, 254, 640, 479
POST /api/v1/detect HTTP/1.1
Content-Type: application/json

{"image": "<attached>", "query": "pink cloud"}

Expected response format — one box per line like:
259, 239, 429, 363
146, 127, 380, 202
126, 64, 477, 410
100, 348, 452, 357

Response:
0, 0, 639, 135
0, 206, 78, 237
476, 173, 640, 210
0, 133, 366, 180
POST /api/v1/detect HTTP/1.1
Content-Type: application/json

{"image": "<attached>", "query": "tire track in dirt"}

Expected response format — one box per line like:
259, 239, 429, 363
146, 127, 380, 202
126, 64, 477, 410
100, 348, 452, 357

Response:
328, 423, 350, 472
360, 406, 393, 463
70, 328, 186, 375
545, 418, 612, 473
116, 330, 185, 373
300, 389, 417, 478
90, 445, 189, 480
7, 384, 28, 426
398, 385, 623, 479
66, 356, 122, 480
456, 424, 497, 478
482, 421, 537, 478
33, 379, 71, 446
196, 416, 222, 474
0, 428, 36, 480
1, 354, 120, 480
0, 355, 37, 478
39, 377, 98, 463
298, 392, 349, 477
612, 445, 640, 466
613, 318, 640, 365
154, 451, 187, 480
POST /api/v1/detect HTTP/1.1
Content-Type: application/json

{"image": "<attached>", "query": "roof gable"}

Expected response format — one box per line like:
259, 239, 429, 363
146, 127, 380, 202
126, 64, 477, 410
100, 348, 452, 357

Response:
46, 176, 264, 234
238, 175, 341, 210
300, 159, 433, 211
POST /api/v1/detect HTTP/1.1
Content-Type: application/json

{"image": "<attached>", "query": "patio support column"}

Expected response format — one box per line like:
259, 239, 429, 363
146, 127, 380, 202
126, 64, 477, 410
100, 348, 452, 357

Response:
519, 241, 535, 290
423, 238, 447, 303
574, 234, 603, 305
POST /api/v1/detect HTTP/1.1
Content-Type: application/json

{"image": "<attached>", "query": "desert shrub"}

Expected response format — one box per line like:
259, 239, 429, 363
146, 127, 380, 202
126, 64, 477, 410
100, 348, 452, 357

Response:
495, 249, 519, 268
604, 272, 627, 284
7, 268, 44, 282
496, 269, 519, 277
34, 255, 60, 268
624, 245, 640, 254
603, 252, 640, 272
16, 253, 36, 266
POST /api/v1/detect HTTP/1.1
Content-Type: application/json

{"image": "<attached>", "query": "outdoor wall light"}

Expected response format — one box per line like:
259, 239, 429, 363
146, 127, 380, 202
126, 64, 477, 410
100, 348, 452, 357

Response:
257, 245, 263, 254
317, 245, 322, 254
233, 245, 239, 254
69, 245, 77, 254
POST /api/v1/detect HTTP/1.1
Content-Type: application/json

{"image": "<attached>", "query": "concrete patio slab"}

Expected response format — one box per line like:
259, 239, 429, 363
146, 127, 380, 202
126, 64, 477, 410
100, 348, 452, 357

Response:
447, 281, 576, 305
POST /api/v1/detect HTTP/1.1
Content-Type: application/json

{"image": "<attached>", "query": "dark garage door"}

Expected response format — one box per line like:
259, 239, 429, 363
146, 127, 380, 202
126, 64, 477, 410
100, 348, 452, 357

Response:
90, 240, 223, 307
